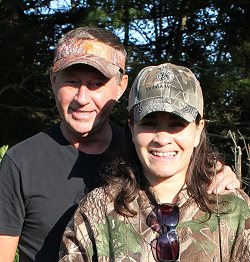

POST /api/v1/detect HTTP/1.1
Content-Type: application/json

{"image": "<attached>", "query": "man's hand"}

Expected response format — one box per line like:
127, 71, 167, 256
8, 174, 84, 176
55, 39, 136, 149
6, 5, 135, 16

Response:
207, 165, 240, 194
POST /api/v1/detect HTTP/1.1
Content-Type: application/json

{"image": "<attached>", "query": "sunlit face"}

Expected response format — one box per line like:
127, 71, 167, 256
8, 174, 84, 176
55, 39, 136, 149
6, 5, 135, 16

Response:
50, 64, 128, 139
130, 112, 204, 185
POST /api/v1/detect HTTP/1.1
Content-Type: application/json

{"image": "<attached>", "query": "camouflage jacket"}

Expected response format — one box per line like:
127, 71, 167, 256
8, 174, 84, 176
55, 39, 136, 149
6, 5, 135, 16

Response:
59, 187, 250, 262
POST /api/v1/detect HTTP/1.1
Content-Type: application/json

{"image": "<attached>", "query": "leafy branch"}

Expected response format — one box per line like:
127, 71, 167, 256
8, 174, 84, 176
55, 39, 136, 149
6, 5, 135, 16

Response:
228, 130, 250, 193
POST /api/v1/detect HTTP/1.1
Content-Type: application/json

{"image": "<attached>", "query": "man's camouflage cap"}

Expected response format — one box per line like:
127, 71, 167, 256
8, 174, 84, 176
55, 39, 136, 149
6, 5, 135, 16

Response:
52, 29, 125, 78
128, 63, 204, 123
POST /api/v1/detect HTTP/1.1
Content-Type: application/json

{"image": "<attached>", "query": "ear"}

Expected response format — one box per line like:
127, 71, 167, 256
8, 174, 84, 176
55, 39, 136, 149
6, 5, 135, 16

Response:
50, 69, 56, 90
194, 120, 205, 147
116, 74, 128, 100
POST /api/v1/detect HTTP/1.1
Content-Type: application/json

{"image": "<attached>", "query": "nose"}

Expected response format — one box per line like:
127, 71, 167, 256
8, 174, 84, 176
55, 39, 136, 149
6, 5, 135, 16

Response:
152, 130, 173, 146
74, 84, 91, 105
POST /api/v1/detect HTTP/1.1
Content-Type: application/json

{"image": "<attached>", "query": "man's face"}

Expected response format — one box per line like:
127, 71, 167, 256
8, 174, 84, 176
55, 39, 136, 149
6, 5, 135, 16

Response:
50, 64, 128, 139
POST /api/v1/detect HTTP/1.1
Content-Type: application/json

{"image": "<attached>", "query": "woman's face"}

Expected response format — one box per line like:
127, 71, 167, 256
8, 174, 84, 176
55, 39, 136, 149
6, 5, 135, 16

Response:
130, 112, 204, 185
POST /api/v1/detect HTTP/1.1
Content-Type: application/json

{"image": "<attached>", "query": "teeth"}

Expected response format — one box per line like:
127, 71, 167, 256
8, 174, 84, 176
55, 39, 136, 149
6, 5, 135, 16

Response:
151, 151, 176, 157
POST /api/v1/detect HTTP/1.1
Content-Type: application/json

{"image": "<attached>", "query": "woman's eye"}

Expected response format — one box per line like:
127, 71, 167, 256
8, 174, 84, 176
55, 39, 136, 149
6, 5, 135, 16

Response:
168, 121, 187, 132
139, 119, 157, 127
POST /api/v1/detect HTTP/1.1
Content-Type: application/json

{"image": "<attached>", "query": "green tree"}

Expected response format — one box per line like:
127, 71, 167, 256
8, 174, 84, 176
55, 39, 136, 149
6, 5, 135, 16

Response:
0, 0, 249, 190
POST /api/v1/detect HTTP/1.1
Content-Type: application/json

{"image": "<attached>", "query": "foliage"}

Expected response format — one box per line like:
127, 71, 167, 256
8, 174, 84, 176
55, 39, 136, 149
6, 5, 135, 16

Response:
0, 145, 8, 161
0, 0, 249, 191
14, 250, 19, 262
228, 130, 250, 193
0, 145, 18, 261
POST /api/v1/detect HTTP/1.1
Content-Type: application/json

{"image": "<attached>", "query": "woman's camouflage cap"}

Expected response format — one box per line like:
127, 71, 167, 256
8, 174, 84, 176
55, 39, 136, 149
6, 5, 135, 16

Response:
128, 63, 204, 123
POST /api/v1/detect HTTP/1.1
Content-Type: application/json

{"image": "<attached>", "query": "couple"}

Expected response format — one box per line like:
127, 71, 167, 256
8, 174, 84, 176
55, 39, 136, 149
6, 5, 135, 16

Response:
59, 63, 250, 261
0, 26, 246, 262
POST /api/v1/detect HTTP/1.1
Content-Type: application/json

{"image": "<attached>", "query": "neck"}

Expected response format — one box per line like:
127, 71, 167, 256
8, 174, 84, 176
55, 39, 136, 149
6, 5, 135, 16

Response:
150, 176, 186, 204
60, 121, 112, 154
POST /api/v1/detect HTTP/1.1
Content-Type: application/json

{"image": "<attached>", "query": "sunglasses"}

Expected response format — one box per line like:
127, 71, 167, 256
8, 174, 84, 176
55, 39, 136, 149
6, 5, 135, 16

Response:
146, 204, 180, 262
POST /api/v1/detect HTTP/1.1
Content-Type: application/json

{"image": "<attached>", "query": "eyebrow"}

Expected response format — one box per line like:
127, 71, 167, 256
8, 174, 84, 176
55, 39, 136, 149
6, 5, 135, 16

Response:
62, 70, 108, 80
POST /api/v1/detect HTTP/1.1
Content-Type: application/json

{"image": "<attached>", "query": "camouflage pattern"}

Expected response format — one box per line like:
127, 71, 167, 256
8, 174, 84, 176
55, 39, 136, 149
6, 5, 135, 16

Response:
128, 63, 204, 123
59, 187, 250, 262
52, 35, 126, 78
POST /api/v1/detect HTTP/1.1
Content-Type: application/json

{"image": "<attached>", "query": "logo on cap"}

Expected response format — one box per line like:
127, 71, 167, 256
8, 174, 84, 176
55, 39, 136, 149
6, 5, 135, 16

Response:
156, 66, 174, 83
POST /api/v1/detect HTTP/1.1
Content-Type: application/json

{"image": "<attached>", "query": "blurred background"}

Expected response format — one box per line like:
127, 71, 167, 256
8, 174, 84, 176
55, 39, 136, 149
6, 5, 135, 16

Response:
0, 0, 249, 193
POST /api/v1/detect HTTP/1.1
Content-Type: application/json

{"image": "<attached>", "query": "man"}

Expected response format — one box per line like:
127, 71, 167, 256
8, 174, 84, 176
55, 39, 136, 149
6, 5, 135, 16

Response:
0, 26, 240, 262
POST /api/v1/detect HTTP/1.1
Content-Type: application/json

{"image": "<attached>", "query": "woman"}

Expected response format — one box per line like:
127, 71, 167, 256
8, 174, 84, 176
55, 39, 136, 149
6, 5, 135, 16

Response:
59, 63, 250, 261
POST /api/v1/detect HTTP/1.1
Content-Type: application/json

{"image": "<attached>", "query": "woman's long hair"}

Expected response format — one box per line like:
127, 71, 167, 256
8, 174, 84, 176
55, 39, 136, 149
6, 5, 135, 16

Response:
104, 116, 224, 217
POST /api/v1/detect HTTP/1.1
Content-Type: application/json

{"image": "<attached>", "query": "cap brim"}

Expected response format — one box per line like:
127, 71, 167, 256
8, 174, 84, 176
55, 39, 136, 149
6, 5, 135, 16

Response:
52, 54, 121, 78
130, 97, 199, 124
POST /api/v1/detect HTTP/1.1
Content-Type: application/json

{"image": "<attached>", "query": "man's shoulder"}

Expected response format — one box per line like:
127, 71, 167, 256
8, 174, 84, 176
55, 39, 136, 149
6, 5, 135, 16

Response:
6, 124, 63, 158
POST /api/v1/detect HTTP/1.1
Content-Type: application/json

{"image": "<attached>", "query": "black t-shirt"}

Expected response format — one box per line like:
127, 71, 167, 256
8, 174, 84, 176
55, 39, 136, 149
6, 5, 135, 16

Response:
0, 123, 124, 261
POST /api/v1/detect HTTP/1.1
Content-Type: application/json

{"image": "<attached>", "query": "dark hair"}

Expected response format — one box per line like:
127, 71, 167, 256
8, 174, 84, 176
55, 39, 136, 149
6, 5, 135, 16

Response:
105, 117, 224, 217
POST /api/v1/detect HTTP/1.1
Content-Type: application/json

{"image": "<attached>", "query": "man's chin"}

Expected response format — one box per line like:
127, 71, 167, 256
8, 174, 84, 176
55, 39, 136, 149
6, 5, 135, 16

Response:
63, 118, 109, 137
78, 130, 92, 138
74, 126, 95, 137
62, 122, 93, 137
73, 124, 101, 138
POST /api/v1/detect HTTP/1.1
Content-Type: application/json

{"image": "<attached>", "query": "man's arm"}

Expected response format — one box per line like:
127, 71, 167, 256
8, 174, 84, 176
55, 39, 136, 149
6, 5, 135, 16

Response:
0, 235, 19, 262
208, 165, 240, 194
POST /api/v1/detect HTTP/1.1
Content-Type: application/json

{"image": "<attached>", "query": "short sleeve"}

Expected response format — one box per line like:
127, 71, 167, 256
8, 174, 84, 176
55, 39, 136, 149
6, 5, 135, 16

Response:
0, 154, 25, 235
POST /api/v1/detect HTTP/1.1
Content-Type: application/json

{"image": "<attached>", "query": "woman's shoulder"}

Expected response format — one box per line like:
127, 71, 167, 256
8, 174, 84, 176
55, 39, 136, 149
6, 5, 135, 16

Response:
74, 187, 110, 224
78, 186, 118, 216
79, 187, 108, 207
220, 188, 249, 199
220, 188, 250, 209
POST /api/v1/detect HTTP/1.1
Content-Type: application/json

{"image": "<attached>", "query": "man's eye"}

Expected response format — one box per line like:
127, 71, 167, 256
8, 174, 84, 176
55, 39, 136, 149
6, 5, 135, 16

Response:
65, 80, 80, 86
89, 82, 104, 89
